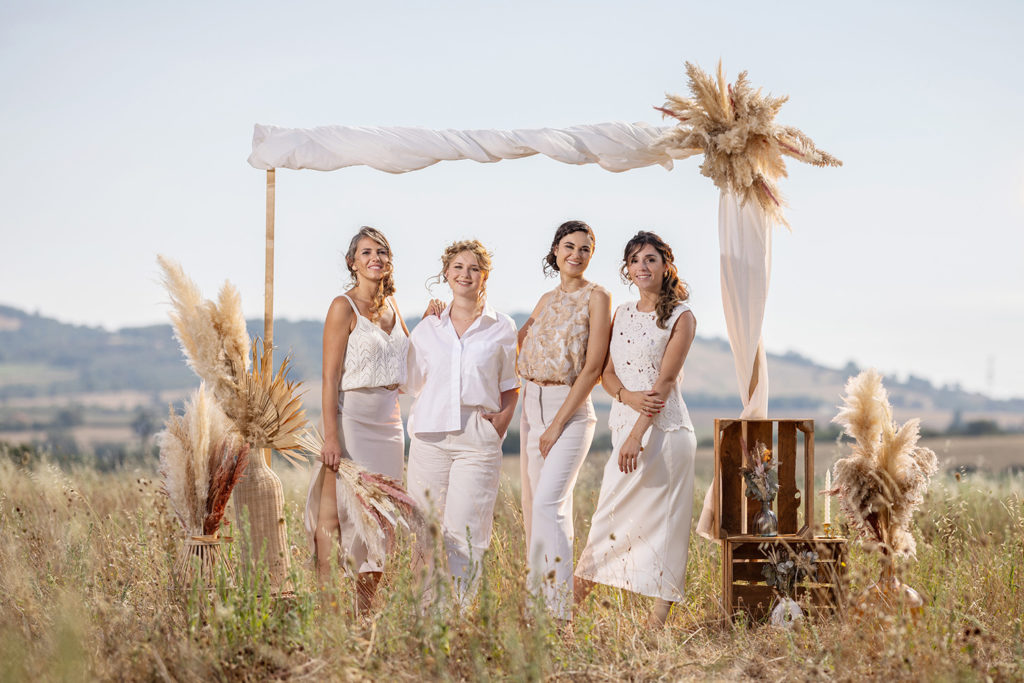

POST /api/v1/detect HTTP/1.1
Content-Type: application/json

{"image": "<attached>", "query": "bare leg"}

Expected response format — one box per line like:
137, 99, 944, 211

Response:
648, 598, 673, 627
314, 470, 340, 589
574, 576, 595, 605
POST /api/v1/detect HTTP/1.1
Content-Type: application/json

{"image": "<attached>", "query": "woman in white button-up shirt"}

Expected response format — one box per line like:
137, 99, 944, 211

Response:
405, 239, 520, 607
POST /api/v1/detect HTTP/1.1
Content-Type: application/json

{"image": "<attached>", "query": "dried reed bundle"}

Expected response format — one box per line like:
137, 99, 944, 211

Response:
158, 384, 243, 535
828, 370, 938, 560
655, 61, 842, 227
301, 428, 422, 560
157, 256, 311, 466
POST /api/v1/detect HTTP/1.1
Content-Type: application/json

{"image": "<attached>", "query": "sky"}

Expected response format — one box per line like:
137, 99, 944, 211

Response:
1, 1, 1023, 398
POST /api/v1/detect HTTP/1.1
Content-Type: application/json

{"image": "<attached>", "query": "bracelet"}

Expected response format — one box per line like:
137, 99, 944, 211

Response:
616, 387, 624, 403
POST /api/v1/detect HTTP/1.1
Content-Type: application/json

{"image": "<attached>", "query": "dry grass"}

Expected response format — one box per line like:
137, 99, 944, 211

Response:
1, 450, 1022, 681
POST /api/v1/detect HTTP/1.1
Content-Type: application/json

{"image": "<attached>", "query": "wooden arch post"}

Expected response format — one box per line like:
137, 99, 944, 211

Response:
263, 168, 275, 466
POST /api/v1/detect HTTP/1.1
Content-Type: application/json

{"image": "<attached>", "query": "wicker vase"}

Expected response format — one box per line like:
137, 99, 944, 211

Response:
173, 534, 229, 590
232, 449, 292, 592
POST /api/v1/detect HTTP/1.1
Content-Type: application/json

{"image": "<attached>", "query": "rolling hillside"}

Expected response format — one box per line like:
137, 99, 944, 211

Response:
1, 304, 1021, 446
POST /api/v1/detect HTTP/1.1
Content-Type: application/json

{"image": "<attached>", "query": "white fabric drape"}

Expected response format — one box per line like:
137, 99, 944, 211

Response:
717, 189, 772, 419
696, 189, 772, 541
247, 122, 674, 173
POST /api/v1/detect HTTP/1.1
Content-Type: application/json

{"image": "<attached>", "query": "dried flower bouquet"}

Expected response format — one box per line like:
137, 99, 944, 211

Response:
742, 440, 778, 504
654, 61, 842, 227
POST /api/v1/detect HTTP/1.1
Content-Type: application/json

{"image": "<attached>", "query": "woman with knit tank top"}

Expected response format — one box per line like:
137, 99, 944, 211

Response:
304, 227, 410, 613
574, 231, 697, 627
518, 220, 612, 620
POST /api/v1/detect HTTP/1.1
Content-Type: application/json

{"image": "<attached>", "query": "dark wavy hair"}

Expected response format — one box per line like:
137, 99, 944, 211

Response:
620, 231, 689, 329
345, 226, 396, 322
543, 220, 596, 276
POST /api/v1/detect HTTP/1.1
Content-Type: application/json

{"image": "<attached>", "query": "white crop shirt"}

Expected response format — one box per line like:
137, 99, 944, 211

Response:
404, 302, 520, 435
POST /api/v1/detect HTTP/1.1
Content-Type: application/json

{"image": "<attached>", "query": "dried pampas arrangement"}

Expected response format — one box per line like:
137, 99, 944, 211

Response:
655, 61, 842, 227
157, 255, 311, 466
828, 370, 938, 562
158, 384, 250, 536
156, 255, 422, 569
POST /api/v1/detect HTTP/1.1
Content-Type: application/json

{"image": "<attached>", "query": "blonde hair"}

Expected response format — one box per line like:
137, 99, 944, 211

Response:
428, 239, 493, 301
345, 226, 395, 322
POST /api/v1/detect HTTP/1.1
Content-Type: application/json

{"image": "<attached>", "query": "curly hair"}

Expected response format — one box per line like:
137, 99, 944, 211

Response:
428, 239, 493, 302
619, 231, 689, 329
543, 220, 595, 276
345, 226, 395, 322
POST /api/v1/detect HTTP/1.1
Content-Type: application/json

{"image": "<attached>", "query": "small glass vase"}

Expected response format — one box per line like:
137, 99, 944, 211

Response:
770, 596, 804, 629
754, 499, 778, 537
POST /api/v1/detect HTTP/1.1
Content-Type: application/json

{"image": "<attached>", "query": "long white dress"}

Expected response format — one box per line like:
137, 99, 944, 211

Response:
575, 301, 696, 601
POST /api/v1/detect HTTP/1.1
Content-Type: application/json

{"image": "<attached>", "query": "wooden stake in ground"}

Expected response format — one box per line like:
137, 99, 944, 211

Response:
264, 168, 275, 467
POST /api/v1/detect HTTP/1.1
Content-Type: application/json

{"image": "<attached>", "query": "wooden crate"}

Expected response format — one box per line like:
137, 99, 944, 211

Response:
710, 419, 848, 619
723, 536, 848, 620
712, 418, 815, 539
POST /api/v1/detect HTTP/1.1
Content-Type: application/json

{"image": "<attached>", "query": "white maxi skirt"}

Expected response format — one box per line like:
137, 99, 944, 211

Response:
575, 424, 696, 601
304, 386, 405, 574
519, 380, 596, 619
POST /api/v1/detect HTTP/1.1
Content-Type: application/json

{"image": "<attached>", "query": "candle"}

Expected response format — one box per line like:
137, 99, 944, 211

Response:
824, 469, 831, 526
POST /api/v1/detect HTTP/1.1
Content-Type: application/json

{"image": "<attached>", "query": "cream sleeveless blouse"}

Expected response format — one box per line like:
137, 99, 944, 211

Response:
339, 294, 409, 391
518, 282, 596, 386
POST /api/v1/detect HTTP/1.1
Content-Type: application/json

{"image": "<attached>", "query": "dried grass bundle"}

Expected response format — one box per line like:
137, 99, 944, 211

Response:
655, 61, 842, 227
302, 428, 423, 560
828, 370, 938, 561
157, 256, 311, 466
158, 384, 246, 535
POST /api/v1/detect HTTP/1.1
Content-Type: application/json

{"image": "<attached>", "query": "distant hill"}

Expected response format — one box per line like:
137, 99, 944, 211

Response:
1, 304, 1022, 427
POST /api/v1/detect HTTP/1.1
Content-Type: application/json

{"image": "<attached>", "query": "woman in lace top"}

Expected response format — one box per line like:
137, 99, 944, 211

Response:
517, 220, 611, 620
304, 226, 410, 613
574, 231, 697, 626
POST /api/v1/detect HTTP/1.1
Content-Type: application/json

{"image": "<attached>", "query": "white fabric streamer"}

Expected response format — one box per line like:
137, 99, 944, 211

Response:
248, 122, 674, 173
696, 189, 773, 542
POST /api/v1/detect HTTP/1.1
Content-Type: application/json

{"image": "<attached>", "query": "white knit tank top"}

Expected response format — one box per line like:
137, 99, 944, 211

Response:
339, 294, 409, 391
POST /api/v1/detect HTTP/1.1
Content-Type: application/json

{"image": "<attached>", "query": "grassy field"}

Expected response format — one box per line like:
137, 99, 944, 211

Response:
1, 449, 1022, 681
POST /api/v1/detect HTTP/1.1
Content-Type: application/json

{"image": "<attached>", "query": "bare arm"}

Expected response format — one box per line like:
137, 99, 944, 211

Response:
321, 297, 355, 471
538, 288, 612, 457
618, 311, 696, 473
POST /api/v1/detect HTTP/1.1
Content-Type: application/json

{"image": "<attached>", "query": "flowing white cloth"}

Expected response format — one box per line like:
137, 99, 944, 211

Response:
695, 189, 773, 541
248, 122, 674, 173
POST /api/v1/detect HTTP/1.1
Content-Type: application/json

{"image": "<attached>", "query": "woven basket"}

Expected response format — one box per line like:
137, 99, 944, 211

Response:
232, 449, 292, 592
173, 534, 230, 590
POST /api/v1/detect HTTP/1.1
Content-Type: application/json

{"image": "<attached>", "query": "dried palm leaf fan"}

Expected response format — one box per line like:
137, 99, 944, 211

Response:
158, 385, 250, 589
827, 369, 938, 616
654, 61, 842, 227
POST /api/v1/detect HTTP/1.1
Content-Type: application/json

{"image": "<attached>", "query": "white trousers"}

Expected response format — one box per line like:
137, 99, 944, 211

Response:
520, 381, 596, 619
407, 407, 504, 607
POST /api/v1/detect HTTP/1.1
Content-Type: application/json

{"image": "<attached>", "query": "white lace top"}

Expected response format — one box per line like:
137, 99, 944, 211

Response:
607, 301, 694, 435
339, 295, 409, 392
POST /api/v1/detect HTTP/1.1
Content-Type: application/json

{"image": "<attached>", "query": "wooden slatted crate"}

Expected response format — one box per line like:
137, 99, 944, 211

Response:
710, 418, 848, 620
724, 536, 848, 620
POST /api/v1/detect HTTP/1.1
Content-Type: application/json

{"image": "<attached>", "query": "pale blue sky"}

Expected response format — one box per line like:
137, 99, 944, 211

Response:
1, 1, 1022, 397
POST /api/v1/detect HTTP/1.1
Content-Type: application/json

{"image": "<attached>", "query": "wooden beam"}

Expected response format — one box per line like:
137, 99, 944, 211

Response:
263, 168, 276, 467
